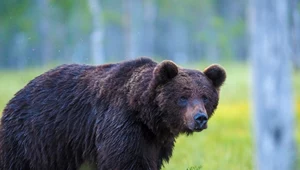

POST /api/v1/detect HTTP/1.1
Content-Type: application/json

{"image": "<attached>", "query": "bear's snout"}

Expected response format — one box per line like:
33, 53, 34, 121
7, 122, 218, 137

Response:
193, 113, 208, 131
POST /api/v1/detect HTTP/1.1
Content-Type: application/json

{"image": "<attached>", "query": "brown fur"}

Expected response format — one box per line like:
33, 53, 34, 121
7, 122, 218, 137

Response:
0, 57, 226, 170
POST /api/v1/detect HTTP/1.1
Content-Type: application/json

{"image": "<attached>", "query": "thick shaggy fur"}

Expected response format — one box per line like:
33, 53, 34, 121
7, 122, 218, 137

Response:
0, 57, 226, 170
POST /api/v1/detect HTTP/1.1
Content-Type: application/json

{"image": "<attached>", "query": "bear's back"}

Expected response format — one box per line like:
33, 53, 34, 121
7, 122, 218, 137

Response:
0, 57, 159, 170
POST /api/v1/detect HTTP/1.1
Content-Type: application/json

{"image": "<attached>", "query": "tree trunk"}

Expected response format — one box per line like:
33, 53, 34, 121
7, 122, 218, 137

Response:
206, 8, 219, 62
249, 0, 296, 170
166, 20, 188, 64
12, 33, 27, 69
291, 0, 300, 69
143, 0, 156, 56
37, 0, 51, 66
122, 0, 143, 60
88, 0, 105, 64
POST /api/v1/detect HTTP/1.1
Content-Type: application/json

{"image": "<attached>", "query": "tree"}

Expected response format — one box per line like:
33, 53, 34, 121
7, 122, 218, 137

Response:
249, 0, 296, 170
143, 0, 157, 56
122, 0, 143, 60
88, 0, 105, 64
37, 0, 52, 66
291, 0, 300, 69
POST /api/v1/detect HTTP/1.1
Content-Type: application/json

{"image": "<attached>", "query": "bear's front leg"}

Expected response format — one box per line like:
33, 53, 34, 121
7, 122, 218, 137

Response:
95, 117, 158, 170
96, 138, 158, 170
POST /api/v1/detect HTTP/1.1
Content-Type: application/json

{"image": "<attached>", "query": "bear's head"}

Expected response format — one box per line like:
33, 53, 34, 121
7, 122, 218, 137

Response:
146, 60, 226, 135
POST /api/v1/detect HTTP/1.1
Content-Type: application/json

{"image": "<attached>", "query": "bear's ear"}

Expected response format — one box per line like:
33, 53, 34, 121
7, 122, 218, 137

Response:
203, 64, 226, 88
153, 60, 178, 84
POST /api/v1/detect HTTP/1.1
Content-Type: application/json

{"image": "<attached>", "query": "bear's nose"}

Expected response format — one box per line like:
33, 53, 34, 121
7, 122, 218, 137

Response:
194, 113, 208, 129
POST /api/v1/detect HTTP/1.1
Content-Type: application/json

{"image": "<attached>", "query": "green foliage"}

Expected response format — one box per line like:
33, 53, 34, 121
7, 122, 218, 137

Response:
0, 0, 33, 37
157, 0, 211, 23
0, 0, 30, 23
51, 0, 74, 20
196, 14, 246, 61
103, 10, 123, 25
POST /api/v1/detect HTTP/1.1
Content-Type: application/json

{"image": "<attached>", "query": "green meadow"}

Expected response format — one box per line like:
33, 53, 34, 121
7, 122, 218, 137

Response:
0, 63, 299, 170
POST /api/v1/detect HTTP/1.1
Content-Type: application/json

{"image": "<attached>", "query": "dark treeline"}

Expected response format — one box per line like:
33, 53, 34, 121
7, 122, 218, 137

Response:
0, 0, 299, 69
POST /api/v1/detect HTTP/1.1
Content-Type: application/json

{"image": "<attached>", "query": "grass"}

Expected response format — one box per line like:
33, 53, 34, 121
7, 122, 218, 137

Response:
0, 63, 299, 170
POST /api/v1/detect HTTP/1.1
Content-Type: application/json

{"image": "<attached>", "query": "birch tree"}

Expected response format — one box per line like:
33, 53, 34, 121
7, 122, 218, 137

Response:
37, 0, 51, 65
291, 0, 300, 69
249, 0, 296, 170
122, 0, 143, 60
143, 0, 156, 56
88, 0, 105, 64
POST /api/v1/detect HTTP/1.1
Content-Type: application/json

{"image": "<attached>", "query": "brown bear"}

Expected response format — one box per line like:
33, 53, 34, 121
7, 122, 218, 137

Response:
0, 57, 226, 170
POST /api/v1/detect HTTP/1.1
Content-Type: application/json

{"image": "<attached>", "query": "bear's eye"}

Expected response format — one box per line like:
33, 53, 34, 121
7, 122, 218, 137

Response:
202, 95, 209, 104
177, 97, 188, 107
202, 96, 209, 104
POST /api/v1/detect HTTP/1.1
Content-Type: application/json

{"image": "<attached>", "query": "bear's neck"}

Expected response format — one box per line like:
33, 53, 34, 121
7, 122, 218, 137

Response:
123, 65, 178, 139
127, 65, 156, 109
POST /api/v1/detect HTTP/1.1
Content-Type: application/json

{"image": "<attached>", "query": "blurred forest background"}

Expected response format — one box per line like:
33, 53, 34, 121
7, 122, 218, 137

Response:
0, 0, 276, 68
1, 0, 299, 68
0, 0, 300, 170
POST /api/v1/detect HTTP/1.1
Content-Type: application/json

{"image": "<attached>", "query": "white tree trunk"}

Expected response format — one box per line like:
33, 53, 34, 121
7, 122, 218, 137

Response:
291, 0, 300, 69
122, 0, 143, 60
167, 21, 188, 64
143, 0, 156, 56
13, 33, 27, 69
249, 0, 296, 170
88, 0, 105, 64
37, 0, 51, 65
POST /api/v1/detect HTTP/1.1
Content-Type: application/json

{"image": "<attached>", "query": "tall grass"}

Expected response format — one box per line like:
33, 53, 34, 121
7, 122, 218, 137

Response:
0, 63, 299, 170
